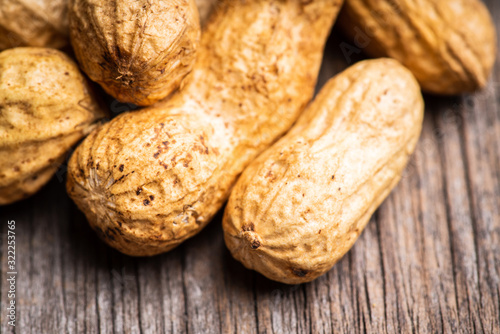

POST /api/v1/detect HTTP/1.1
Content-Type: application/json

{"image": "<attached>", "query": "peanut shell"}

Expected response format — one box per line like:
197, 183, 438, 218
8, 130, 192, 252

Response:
223, 58, 424, 284
69, 0, 200, 106
338, 0, 497, 95
0, 48, 105, 205
0, 0, 68, 50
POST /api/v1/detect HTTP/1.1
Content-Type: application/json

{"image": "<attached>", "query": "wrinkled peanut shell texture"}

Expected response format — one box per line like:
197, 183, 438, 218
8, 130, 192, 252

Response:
70, 0, 200, 106
223, 58, 424, 284
0, 0, 68, 50
0, 48, 105, 205
338, 0, 496, 95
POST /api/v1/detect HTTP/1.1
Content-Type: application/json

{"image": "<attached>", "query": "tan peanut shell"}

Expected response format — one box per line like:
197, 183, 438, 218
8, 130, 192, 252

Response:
69, 0, 200, 106
0, 0, 69, 50
67, 0, 344, 256
338, 0, 497, 95
223, 58, 424, 284
0, 48, 106, 205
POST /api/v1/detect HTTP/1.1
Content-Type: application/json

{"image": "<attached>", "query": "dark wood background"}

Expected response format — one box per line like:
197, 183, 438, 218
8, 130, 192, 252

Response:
1, 1, 499, 333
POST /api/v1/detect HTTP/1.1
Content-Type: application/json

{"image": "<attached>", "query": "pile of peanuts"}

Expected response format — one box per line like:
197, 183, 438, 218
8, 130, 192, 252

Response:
0, 0, 495, 283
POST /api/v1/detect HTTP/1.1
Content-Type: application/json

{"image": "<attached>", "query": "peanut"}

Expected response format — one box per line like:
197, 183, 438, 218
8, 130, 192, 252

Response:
223, 58, 424, 284
0, 0, 68, 50
0, 48, 105, 205
69, 0, 200, 106
338, 0, 497, 95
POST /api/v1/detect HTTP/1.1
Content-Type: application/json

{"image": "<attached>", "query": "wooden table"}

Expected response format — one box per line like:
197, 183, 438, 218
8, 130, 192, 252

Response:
1, 1, 499, 333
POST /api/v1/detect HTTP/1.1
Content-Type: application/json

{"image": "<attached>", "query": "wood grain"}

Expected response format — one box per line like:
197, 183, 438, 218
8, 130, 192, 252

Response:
1, 0, 499, 332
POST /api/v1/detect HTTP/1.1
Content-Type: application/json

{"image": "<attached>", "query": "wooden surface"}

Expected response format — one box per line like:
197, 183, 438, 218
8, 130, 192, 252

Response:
1, 1, 499, 333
